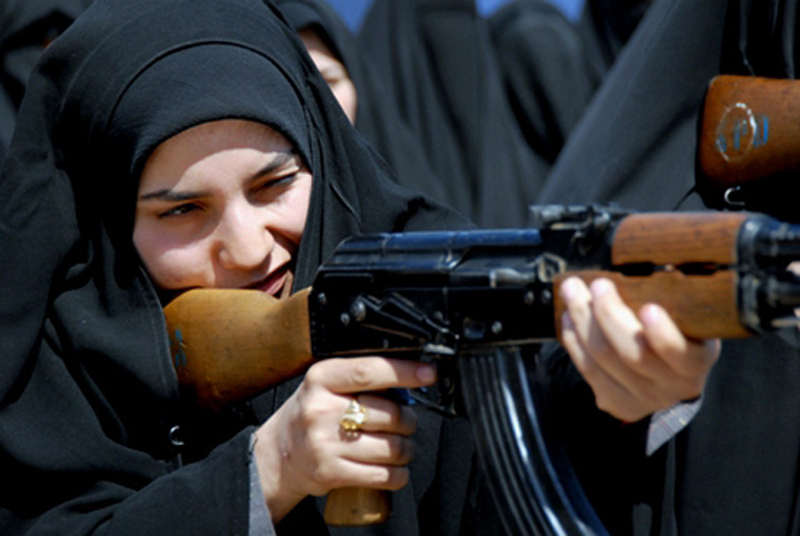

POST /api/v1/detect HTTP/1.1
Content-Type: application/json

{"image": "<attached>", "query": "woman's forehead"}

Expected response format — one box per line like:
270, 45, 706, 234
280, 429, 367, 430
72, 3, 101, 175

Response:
140, 119, 300, 186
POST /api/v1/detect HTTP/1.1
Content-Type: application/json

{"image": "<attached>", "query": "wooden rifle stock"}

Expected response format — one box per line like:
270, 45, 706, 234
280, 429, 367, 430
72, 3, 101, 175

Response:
164, 287, 389, 526
165, 287, 313, 410
699, 75, 800, 191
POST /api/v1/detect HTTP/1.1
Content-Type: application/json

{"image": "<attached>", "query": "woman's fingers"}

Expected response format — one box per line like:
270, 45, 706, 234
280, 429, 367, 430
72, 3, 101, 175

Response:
639, 303, 721, 387
304, 356, 436, 394
256, 356, 432, 519
335, 430, 416, 466
561, 310, 650, 421
586, 279, 682, 388
560, 277, 639, 387
314, 459, 411, 492
559, 276, 721, 421
297, 358, 424, 438
346, 393, 418, 436
303, 394, 417, 491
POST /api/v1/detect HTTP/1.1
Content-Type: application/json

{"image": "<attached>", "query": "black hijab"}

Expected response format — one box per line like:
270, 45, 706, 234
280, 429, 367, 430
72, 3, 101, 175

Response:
0, 0, 92, 158
536, 1, 800, 535
359, 0, 550, 228
578, 0, 654, 78
488, 0, 651, 167
274, 0, 452, 210
0, 0, 473, 534
488, 0, 602, 165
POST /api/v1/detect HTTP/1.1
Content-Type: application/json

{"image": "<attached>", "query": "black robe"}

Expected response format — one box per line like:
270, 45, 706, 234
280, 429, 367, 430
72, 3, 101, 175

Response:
487, 0, 651, 167
488, 0, 601, 166
0, 0, 477, 534
0, 0, 91, 159
275, 0, 453, 212
537, 0, 800, 534
578, 0, 654, 80
358, 0, 550, 228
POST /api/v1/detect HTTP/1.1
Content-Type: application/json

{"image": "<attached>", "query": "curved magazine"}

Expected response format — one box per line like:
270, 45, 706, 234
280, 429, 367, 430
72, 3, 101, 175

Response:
458, 346, 608, 535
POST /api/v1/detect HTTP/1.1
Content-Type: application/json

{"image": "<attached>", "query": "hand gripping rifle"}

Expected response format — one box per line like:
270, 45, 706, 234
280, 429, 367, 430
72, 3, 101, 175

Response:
164, 205, 800, 533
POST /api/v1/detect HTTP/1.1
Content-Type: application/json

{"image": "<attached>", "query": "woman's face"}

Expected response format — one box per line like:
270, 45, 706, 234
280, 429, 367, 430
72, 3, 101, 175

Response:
298, 28, 358, 124
133, 119, 312, 297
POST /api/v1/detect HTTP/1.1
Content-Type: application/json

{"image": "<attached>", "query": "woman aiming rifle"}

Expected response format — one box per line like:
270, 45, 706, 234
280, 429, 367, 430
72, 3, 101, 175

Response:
0, 0, 718, 534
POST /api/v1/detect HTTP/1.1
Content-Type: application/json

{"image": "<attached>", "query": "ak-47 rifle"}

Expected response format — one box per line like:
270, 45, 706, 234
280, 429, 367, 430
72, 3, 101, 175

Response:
164, 204, 800, 534
699, 74, 800, 216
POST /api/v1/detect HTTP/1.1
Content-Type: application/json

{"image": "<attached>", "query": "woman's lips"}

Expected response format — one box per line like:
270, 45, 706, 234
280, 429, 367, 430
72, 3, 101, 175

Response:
245, 264, 289, 295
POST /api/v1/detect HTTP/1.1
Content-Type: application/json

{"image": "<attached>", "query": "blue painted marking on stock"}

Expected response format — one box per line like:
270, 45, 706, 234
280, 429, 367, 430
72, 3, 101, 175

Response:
717, 133, 727, 154
754, 115, 769, 147
733, 119, 748, 150
173, 329, 187, 368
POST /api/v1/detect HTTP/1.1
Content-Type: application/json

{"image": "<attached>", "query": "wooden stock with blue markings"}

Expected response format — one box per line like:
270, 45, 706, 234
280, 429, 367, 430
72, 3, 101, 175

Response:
700, 75, 800, 189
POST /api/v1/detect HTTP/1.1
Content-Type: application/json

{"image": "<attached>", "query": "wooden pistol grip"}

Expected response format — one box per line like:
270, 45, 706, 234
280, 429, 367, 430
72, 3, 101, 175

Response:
553, 270, 751, 341
324, 487, 390, 526
700, 75, 800, 188
163, 288, 389, 525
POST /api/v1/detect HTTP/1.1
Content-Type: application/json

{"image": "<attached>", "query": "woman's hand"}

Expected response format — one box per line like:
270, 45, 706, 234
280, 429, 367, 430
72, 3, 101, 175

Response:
558, 276, 721, 423
253, 357, 436, 522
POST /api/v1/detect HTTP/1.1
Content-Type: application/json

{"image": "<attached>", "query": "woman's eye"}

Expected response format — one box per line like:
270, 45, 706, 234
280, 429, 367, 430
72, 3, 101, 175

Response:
324, 73, 344, 86
322, 66, 348, 86
159, 203, 199, 219
258, 174, 296, 194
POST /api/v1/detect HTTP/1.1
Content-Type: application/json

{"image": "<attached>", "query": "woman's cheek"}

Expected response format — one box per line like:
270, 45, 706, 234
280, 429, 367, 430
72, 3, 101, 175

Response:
142, 243, 209, 290
286, 176, 312, 244
135, 220, 208, 289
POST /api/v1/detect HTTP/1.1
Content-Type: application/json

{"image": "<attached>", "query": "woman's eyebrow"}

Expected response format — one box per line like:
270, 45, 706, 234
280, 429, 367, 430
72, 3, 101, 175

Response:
138, 189, 205, 202
247, 149, 300, 182
139, 150, 301, 201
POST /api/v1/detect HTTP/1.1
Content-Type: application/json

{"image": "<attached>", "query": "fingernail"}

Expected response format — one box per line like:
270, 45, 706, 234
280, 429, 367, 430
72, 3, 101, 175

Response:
591, 278, 612, 297
640, 304, 662, 327
417, 364, 436, 384
560, 277, 578, 301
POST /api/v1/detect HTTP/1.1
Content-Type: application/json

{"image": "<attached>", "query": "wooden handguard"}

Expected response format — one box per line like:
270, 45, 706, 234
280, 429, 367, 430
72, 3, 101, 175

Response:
163, 287, 389, 526
552, 212, 752, 340
699, 75, 800, 188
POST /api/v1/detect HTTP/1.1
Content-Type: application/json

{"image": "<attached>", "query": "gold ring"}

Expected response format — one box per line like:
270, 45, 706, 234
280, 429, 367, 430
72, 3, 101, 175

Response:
340, 398, 367, 432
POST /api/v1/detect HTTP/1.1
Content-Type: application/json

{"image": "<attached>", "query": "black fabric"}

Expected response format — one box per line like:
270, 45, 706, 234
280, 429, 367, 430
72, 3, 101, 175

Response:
579, 0, 654, 79
0, 0, 91, 154
489, 1, 600, 166
358, 0, 549, 228
488, 0, 651, 167
0, 0, 476, 534
536, 0, 800, 534
275, 0, 453, 211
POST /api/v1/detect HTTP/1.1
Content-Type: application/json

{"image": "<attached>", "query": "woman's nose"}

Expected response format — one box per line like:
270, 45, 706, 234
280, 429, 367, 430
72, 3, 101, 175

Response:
216, 205, 274, 271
